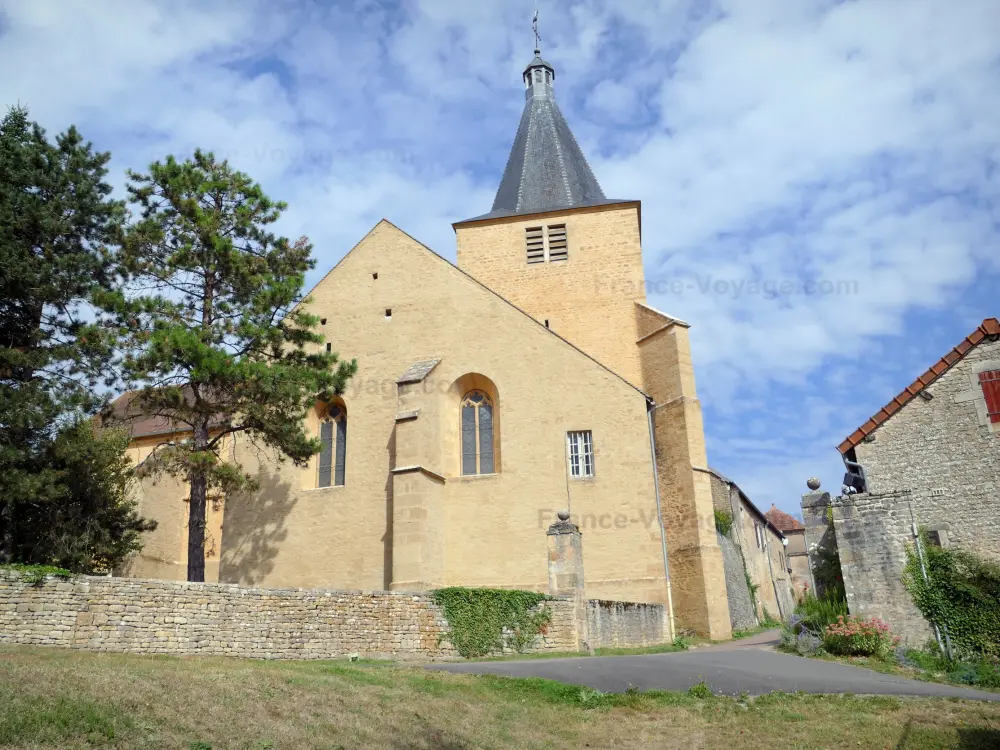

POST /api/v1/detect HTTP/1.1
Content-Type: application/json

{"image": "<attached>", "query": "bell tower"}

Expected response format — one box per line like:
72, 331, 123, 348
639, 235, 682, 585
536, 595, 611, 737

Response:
454, 44, 647, 387
453, 37, 733, 639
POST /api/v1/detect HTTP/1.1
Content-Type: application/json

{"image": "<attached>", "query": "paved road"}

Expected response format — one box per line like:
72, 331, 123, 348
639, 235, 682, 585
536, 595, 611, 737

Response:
428, 630, 1000, 701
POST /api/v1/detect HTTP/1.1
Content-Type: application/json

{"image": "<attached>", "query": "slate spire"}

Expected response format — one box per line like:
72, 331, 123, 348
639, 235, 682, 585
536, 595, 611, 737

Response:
483, 45, 614, 219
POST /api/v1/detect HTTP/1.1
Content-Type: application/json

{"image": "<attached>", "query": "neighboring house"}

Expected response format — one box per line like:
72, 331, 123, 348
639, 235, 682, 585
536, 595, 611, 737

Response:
802, 317, 1000, 643
709, 469, 794, 625
765, 504, 811, 600
112, 47, 734, 639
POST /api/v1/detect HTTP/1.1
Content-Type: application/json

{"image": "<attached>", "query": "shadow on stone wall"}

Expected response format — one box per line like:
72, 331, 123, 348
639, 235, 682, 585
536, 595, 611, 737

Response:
382, 426, 396, 590
218, 468, 296, 585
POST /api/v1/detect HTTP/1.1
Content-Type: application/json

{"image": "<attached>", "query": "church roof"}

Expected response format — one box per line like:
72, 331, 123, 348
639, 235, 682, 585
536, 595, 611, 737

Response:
457, 48, 634, 224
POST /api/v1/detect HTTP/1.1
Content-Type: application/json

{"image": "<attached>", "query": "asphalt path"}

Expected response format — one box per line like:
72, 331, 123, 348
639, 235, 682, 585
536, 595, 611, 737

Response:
427, 630, 1000, 701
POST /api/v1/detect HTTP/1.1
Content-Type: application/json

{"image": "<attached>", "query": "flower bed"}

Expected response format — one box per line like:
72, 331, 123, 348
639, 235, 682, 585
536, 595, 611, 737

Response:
822, 615, 900, 659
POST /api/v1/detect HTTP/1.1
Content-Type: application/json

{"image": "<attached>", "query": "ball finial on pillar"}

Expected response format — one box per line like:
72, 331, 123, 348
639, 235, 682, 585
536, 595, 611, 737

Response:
556, 509, 570, 521
806, 477, 821, 491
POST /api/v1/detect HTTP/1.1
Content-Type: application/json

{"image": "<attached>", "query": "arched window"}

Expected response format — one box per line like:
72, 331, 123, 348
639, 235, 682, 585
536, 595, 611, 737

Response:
318, 402, 347, 487
461, 390, 494, 475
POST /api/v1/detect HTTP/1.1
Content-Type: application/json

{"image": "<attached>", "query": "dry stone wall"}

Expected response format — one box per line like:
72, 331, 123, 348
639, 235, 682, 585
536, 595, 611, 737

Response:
0, 573, 666, 660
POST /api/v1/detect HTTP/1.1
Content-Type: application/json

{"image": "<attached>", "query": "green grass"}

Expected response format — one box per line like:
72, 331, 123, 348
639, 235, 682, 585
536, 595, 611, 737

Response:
1, 644, 999, 748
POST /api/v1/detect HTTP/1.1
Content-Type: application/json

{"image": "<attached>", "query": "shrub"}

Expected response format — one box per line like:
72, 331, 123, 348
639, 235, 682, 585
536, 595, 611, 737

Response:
714, 510, 733, 537
780, 625, 823, 656
822, 615, 900, 659
903, 532, 1000, 659
794, 593, 848, 632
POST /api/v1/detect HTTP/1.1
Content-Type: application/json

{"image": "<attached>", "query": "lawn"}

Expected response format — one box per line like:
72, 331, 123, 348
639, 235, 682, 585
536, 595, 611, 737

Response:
1, 645, 999, 749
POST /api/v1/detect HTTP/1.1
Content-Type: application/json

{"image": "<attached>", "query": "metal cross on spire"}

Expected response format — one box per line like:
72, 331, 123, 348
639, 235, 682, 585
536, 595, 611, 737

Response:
532, 9, 541, 53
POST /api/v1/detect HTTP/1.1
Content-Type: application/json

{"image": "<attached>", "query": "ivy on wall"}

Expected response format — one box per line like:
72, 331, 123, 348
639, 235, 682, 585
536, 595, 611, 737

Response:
714, 510, 733, 537
432, 587, 552, 658
903, 532, 1000, 658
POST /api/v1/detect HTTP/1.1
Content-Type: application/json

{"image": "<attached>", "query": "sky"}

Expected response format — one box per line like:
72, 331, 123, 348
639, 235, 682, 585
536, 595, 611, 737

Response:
2, 0, 998, 518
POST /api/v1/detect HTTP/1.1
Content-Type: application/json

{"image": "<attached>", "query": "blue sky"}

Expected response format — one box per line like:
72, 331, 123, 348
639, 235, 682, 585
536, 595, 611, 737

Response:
3, 0, 998, 518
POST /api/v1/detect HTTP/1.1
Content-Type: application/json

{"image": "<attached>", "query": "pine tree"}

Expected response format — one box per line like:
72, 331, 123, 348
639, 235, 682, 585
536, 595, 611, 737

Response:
0, 106, 126, 561
111, 150, 356, 581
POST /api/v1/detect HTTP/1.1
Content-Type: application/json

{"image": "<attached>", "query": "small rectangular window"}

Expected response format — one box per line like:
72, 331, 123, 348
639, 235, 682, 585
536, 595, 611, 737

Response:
979, 370, 1000, 423
567, 430, 594, 478
547, 224, 568, 262
525, 226, 545, 264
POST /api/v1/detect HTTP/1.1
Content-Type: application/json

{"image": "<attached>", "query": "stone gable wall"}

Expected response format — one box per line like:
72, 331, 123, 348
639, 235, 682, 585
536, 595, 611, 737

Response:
853, 337, 1000, 560
0, 573, 667, 660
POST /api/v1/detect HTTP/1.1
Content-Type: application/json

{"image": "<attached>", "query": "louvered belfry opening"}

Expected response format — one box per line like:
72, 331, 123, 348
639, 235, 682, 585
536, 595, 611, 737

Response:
525, 223, 568, 264
547, 224, 567, 262
525, 226, 545, 264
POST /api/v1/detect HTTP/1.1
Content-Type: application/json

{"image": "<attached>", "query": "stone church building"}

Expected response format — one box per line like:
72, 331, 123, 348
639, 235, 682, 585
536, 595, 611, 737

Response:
118, 49, 732, 638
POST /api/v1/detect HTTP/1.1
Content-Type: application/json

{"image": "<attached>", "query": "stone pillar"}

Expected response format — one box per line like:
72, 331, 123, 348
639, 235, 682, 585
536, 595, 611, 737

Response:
547, 510, 591, 652
800, 478, 832, 599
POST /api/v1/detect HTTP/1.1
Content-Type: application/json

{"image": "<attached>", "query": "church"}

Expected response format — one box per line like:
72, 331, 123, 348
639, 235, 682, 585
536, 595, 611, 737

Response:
119, 47, 733, 639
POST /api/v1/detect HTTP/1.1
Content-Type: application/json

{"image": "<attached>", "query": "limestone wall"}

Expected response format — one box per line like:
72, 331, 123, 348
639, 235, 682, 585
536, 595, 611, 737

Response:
831, 491, 933, 645
585, 599, 668, 649
801, 490, 934, 645
0, 573, 667, 660
717, 532, 757, 631
852, 337, 1000, 562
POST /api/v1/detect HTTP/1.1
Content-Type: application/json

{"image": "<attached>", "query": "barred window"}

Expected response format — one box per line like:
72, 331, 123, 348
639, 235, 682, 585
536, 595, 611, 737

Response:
567, 430, 594, 478
318, 403, 347, 487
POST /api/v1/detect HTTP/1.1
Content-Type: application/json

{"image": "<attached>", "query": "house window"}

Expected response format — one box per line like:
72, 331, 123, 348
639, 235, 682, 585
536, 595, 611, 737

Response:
979, 370, 1000, 423
318, 403, 347, 487
525, 226, 545, 264
547, 224, 568, 262
461, 390, 494, 475
754, 521, 763, 549
567, 431, 594, 478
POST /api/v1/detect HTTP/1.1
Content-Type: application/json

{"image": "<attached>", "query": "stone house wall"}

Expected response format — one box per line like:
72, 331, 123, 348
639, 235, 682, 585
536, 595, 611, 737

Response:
710, 471, 792, 622
0, 573, 668, 659
852, 337, 1000, 562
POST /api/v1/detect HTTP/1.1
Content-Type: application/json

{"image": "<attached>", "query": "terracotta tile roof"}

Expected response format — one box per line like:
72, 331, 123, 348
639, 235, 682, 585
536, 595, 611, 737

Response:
765, 504, 804, 532
838, 318, 1000, 455
103, 387, 227, 440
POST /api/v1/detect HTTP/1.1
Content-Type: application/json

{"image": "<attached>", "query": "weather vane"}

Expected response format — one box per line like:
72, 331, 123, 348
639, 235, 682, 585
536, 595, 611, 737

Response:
532, 9, 541, 52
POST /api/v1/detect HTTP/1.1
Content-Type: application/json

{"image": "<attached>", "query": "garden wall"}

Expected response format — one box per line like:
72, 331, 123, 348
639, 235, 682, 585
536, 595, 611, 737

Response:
0, 572, 667, 660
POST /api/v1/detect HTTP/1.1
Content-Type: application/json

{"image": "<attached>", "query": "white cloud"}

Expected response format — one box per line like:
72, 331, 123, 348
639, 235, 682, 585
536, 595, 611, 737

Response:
2, 0, 997, 515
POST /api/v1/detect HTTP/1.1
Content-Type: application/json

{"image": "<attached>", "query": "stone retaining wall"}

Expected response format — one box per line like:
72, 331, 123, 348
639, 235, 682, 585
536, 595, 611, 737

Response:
585, 599, 668, 648
0, 572, 667, 660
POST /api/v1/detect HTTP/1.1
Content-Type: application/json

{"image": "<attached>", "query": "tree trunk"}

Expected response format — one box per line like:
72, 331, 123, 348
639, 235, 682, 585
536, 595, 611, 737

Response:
187, 423, 210, 582
0, 500, 12, 563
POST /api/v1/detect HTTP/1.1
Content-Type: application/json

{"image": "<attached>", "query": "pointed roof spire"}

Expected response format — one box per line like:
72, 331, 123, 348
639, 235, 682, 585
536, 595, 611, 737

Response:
457, 18, 632, 224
